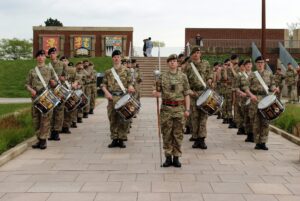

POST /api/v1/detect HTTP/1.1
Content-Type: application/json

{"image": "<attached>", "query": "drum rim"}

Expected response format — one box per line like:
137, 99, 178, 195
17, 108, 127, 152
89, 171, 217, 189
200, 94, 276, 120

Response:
258, 94, 277, 109
196, 89, 212, 106
114, 94, 131, 109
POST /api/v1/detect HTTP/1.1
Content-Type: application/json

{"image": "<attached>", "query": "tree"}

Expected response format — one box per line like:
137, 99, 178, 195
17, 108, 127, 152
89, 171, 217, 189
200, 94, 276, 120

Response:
152, 41, 166, 48
287, 22, 299, 40
44, 18, 63, 26
0, 38, 32, 59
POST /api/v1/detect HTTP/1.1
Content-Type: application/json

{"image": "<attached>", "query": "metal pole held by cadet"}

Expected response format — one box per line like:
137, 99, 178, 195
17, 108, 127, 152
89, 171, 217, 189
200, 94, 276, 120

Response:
154, 69, 163, 167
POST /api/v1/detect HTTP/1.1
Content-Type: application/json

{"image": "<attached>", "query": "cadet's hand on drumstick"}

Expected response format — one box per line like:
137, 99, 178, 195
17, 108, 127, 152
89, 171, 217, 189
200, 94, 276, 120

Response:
273, 87, 280, 94
31, 89, 36, 97
128, 86, 135, 93
250, 94, 258, 102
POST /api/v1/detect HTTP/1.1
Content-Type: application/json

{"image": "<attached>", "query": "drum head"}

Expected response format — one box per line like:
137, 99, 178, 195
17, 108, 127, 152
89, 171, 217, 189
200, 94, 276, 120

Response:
258, 95, 276, 109
115, 94, 131, 109
196, 89, 212, 106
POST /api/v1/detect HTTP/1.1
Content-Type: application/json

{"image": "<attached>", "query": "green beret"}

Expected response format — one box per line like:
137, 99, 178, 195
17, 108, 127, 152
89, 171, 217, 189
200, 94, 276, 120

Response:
167, 54, 178, 62
190, 46, 201, 55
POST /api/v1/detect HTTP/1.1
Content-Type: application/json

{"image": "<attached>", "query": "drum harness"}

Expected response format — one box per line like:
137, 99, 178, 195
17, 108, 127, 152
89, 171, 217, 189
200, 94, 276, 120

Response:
254, 71, 269, 95
35, 66, 48, 90
48, 63, 72, 89
111, 67, 127, 95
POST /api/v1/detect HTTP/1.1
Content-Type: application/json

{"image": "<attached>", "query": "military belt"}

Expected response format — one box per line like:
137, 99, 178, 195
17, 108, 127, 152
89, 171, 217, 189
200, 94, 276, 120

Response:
110, 91, 124, 96
162, 100, 185, 107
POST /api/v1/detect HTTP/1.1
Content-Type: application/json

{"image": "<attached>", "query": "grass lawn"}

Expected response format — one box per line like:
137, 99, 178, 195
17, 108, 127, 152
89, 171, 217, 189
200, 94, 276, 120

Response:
0, 103, 31, 117
0, 103, 33, 155
0, 57, 112, 98
273, 104, 300, 134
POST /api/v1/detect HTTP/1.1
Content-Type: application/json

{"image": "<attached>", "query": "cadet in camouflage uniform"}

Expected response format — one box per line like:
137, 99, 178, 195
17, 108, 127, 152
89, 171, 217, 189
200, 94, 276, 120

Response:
89, 62, 97, 114
61, 57, 77, 133
185, 46, 213, 149
25, 50, 56, 149
243, 56, 279, 150
131, 59, 143, 102
48, 47, 68, 141
75, 62, 87, 123
83, 60, 92, 118
285, 63, 298, 103
234, 60, 247, 135
213, 62, 222, 119
101, 50, 135, 148
273, 67, 285, 101
153, 54, 190, 168
230, 55, 239, 129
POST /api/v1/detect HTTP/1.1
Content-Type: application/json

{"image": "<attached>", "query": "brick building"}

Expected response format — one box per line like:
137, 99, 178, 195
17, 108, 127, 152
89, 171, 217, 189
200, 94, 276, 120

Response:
33, 26, 133, 58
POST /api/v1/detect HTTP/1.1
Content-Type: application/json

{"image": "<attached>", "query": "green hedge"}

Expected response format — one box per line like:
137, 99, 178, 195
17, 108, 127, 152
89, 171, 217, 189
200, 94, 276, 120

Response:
273, 104, 300, 134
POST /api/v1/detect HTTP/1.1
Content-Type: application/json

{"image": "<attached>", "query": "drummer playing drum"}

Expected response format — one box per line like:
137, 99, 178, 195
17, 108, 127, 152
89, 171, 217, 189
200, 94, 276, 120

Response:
243, 56, 280, 151
101, 50, 135, 149
25, 50, 57, 150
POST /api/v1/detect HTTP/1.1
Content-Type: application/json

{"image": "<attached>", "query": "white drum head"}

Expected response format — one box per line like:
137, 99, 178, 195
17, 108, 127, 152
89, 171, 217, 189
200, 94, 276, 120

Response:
258, 95, 276, 109
196, 89, 212, 106
115, 94, 131, 109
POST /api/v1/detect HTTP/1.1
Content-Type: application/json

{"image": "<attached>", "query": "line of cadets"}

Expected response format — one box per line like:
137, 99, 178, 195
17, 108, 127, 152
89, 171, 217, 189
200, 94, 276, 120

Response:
25, 48, 98, 149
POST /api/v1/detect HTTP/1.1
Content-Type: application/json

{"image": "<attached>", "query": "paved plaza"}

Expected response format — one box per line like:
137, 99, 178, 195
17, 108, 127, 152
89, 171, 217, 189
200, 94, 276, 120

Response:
0, 98, 299, 201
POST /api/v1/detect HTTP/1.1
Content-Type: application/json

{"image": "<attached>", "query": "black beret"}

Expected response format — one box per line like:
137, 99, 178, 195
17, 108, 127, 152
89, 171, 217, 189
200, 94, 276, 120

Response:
287, 62, 292, 65
60, 56, 68, 61
238, 60, 244, 67
167, 54, 178, 62
190, 46, 201, 55
112, 50, 122, 57
68, 62, 74, 66
35, 50, 46, 58
230, 54, 239, 60
48, 47, 57, 55
224, 58, 230, 63
131, 59, 137, 63
213, 62, 219, 67
178, 53, 185, 58
255, 56, 264, 63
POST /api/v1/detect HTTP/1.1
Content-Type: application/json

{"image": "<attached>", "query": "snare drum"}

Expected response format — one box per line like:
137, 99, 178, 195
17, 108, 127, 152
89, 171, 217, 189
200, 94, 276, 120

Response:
53, 84, 72, 103
114, 94, 141, 121
65, 91, 82, 112
33, 89, 61, 115
75, 89, 89, 109
258, 95, 285, 121
196, 88, 224, 115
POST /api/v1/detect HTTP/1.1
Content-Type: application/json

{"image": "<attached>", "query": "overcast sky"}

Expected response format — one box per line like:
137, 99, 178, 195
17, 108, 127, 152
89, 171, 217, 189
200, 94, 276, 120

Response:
0, 0, 299, 48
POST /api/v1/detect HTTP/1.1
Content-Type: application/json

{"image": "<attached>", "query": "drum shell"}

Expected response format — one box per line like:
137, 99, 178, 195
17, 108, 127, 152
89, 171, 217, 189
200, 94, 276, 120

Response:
65, 91, 82, 112
196, 89, 224, 115
33, 89, 60, 115
115, 94, 141, 121
258, 95, 285, 121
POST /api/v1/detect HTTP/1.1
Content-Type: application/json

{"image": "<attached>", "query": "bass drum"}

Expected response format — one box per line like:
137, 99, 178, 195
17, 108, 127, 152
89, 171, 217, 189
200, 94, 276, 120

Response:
258, 95, 285, 121
33, 89, 61, 115
196, 88, 224, 115
114, 94, 141, 121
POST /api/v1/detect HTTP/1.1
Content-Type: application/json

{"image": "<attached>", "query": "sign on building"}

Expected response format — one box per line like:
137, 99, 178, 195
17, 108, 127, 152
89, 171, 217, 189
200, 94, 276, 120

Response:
105, 36, 122, 56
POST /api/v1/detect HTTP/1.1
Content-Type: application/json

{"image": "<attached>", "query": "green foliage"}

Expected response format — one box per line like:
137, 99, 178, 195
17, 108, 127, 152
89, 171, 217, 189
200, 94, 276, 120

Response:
44, 18, 63, 26
0, 111, 33, 155
0, 57, 112, 97
0, 38, 33, 59
273, 104, 300, 133
0, 103, 31, 117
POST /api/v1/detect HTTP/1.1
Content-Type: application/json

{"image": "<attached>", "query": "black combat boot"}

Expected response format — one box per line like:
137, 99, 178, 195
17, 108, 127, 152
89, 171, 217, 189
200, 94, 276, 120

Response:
163, 156, 172, 167
228, 118, 236, 128
192, 140, 200, 148
32, 139, 41, 149
48, 130, 60, 141
39, 139, 47, 150
237, 127, 245, 135
89, 109, 94, 114
184, 126, 191, 134
108, 139, 119, 148
255, 143, 261, 150
245, 133, 254, 142
83, 113, 88, 118
172, 156, 182, 168
198, 137, 207, 149
260, 143, 269, 150
118, 139, 126, 148
77, 117, 83, 123
71, 122, 77, 128
61, 127, 71, 134
222, 118, 229, 124
217, 112, 222, 119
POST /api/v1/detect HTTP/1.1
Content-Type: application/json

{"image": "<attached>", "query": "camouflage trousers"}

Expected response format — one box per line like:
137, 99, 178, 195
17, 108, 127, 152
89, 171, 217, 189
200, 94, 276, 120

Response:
90, 83, 97, 110
191, 98, 208, 139
32, 106, 52, 140
107, 99, 129, 140
250, 96, 269, 143
160, 105, 185, 157
235, 96, 246, 129
51, 102, 65, 131
288, 85, 297, 102
222, 90, 233, 119
84, 84, 92, 113
244, 102, 253, 134
63, 109, 76, 128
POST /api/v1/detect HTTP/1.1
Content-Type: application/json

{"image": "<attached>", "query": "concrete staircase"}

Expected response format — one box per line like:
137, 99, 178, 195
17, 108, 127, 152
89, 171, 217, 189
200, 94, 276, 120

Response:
133, 57, 168, 97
